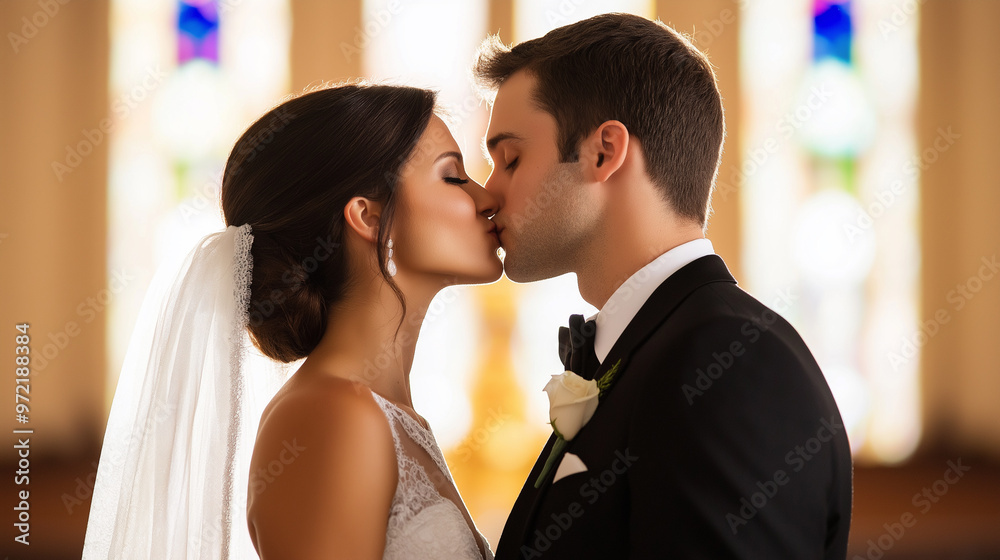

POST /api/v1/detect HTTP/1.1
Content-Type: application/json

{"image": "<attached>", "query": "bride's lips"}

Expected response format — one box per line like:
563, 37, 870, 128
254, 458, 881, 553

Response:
487, 223, 501, 246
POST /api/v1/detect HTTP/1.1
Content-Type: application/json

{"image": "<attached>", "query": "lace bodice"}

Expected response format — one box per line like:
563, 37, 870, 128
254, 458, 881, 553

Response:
370, 392, 493, 560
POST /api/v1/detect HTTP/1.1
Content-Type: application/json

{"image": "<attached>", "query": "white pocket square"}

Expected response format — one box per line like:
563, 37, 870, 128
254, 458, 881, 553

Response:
552, 452, 588, 483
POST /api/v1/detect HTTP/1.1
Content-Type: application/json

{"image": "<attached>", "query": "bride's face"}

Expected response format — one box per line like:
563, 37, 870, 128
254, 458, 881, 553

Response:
389, 115, 503, 285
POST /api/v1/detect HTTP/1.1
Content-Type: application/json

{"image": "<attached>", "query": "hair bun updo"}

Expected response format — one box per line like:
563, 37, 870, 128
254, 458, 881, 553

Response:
243, 229, 331, 363
220, 84, 436, 362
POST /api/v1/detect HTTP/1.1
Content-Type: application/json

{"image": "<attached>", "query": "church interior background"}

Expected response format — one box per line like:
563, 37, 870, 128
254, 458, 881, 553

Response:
1, 0, 999, 557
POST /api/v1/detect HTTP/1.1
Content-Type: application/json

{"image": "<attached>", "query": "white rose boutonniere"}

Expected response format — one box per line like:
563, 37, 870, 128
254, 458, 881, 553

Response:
544, 371, 600, 441
534, 359, 622, 488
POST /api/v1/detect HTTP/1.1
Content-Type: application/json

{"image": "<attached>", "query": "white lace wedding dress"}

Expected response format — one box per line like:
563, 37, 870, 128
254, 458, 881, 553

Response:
370, 392, 494, 560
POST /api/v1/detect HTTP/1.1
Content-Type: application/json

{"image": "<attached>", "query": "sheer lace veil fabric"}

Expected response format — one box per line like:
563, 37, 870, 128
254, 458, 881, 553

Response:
83, 224, 292, 559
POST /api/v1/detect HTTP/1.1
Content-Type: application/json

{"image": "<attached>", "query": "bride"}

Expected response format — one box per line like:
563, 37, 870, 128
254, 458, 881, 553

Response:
82, 84, 501, 559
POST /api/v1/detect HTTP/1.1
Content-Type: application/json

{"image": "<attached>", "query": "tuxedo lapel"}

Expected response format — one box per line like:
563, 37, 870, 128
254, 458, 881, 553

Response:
591, 254, 736, 398
502, 255, 737, 552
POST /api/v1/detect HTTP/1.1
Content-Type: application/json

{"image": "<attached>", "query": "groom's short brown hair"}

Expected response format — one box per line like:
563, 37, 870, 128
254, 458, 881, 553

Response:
474, 13, 724, 226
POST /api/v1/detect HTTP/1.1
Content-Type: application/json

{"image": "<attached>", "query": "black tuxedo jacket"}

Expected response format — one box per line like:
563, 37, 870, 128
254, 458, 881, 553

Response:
495, 255, 852, 559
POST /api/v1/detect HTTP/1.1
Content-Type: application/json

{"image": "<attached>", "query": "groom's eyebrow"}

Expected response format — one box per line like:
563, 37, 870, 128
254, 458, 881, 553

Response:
485, 132, 522, 153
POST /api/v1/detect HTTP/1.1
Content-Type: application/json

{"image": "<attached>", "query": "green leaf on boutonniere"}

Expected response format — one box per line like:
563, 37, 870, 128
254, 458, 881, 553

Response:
596, 358, 622, 398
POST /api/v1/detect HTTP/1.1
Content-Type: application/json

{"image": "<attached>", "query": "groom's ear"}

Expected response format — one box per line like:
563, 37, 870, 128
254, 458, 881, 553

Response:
581, 120, 629, 183
343, 197, 384, 243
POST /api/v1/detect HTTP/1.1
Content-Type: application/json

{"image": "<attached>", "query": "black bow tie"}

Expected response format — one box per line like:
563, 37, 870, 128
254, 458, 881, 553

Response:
558, 314, 599, 380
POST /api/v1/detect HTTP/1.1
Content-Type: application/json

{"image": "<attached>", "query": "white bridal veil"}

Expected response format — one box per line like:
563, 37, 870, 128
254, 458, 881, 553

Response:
83, 224, 292, 559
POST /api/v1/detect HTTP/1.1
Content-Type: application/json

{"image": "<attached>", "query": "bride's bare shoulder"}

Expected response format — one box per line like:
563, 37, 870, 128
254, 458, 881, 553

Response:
250, 369, 394, 472
258, 369, 386, 432
247, 369, 396, 558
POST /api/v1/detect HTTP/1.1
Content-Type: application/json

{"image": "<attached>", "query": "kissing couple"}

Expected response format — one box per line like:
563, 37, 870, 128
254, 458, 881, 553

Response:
83, 12, 852, 560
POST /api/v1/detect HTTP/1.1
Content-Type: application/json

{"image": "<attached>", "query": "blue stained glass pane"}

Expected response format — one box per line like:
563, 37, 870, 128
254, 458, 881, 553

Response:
179, 2, 218, 39
814, 1, 852, 63
178, 0, 219, 64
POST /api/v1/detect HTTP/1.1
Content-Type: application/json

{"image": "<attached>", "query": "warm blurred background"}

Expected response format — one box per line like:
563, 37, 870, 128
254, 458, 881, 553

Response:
1, 0, 998, 558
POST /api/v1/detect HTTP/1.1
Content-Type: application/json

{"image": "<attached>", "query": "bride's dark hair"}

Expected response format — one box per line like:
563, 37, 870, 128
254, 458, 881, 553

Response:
221, 84, 436, 363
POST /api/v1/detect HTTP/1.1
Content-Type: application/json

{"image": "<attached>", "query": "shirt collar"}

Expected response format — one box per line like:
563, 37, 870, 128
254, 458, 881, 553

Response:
590, 238, 715, 363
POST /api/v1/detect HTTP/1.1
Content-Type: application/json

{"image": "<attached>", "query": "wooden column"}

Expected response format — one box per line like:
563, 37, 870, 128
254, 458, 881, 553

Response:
290, 0, 364, 91
918, 0, 1000, 457
0, 0, 110, 457
488, 0, 515, 44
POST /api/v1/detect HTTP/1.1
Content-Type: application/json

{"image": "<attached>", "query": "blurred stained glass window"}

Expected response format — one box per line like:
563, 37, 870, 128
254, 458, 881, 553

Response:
739, 0, 921, 463
107, 0, 290, 399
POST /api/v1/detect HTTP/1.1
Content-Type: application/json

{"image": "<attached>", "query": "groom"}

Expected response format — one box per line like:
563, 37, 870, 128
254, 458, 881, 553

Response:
475, 13, 852, 559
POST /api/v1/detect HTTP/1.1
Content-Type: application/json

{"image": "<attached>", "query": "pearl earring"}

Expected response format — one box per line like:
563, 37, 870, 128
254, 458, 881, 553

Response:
386, 238, 397, 277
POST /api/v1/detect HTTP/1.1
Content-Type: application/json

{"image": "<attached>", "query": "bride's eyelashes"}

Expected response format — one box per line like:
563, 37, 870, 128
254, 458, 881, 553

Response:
444, 177, 469, 185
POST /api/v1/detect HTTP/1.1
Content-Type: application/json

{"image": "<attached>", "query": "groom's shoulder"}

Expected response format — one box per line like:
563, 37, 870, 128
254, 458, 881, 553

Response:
622, 281, 833, 417
657, 277, 766, 337
648, 254, 773, 323
636, 277, 820, 379
673, 274, 801, 342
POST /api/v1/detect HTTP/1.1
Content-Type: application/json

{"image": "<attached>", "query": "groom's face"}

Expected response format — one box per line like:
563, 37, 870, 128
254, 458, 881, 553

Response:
484, 71, 600, 282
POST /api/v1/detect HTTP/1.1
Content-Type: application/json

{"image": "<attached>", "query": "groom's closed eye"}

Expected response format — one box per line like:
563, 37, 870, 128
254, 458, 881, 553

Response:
483, 131, 524, 169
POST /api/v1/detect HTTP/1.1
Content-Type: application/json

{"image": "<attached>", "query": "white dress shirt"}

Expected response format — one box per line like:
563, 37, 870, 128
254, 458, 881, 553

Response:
590, 238, 715, 363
